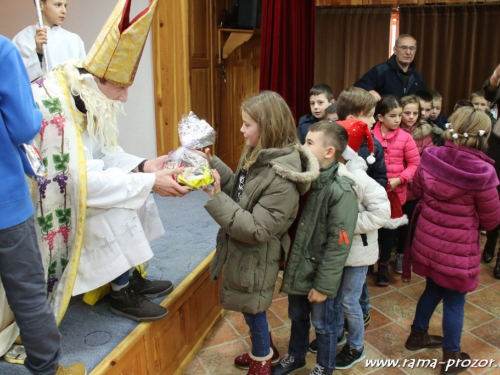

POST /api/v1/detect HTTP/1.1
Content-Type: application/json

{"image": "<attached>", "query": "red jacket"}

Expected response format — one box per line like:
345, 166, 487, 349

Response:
406, 142, 500, 292
373, 122, 420, 205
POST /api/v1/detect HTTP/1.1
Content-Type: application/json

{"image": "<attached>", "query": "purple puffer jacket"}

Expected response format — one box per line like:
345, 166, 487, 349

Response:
373, 122, 420, 205
407, 142, 500, 292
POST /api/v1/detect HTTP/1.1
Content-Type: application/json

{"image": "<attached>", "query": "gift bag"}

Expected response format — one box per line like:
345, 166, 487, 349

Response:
163, 112, 216, 190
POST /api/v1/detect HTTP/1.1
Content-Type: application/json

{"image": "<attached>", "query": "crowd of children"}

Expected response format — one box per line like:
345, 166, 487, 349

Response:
214, 75, 500, 375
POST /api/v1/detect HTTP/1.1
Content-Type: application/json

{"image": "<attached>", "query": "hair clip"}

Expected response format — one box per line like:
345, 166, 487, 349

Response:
449, 128, 454, 133
445, 123, 451, 129
452, 133, 459, 139
463, 133, 468, 138
478, 130, 486, 136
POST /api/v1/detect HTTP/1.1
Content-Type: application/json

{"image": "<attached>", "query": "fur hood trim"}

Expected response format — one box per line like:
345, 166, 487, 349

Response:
337, 162, 359, 199
411, 121, 433, 140
272, 145, 320, 188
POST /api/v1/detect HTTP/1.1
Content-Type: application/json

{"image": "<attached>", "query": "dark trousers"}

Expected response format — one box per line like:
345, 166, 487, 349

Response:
396, 199, 420, 255
0, 217, 61, 374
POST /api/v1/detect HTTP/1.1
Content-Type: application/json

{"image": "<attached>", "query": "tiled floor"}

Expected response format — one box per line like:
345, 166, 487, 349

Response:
183, 241, 500, 375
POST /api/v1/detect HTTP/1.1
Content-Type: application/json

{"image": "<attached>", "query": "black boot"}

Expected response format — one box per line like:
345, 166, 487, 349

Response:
494, 252, 500, 280
376, 262, 389, 286
110, 285, 169, 322
405, 326, 443, 350
441, 349, 470, 374
483, 225, 500, 263
129, 269, 174, 298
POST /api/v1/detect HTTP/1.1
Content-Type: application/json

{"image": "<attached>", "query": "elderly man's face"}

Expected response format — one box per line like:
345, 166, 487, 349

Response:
94, 77, 129, 103
393, 37, 417, 68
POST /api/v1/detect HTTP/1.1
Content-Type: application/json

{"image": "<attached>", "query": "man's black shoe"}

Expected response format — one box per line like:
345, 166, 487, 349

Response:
110, 286, 169, 322
129, 269, 174, 298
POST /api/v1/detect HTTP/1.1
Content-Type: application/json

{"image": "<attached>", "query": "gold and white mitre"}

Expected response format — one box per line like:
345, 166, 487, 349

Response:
82, 0, 159, 87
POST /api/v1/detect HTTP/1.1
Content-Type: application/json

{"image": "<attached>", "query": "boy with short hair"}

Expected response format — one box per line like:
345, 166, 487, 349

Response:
326, 102, 338, 122
274, 122, 358, 375
414, 90, 433, 121
428, 89, 448, 130
297, 84, 335, 144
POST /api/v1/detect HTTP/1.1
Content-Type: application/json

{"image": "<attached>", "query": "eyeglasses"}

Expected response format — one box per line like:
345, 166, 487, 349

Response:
396, 45, 417, 52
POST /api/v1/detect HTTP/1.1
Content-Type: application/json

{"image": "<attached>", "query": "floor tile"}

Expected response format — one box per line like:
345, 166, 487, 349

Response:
471, 318, 500, 349
364, 308, 393, 332
201, 316, 240, 348
269, 297, 290, 324
181, 357, 208, 375
371, 291, 417, 321
197, 341, 250, 375
364, 323, 414, 360
467, 288, 500, 316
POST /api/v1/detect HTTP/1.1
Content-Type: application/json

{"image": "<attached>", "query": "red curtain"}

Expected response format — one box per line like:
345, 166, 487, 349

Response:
259, 0, 316, 123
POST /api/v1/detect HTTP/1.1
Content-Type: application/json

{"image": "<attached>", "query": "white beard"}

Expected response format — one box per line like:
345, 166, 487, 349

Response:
61, 62, 124, 153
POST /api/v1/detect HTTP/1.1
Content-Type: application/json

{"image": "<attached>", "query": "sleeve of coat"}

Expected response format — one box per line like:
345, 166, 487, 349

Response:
482, 78, 500, 103
355, 175, 391, 234
204, 177, 299, 245
399, 136, 420, 183
210, 156, 236, 196
313, 183, 359, 297
476, 186, 500, 231
353, 65, 379, 92
410, 166, 424, 200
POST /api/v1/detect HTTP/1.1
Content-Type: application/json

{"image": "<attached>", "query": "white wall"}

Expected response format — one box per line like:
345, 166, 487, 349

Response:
0, 0, 158, 158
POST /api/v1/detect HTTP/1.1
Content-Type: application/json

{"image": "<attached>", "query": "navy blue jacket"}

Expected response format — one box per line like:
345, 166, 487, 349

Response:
297, 114, 319, 145
358, 136, 387, 188
354, 55, 426, 98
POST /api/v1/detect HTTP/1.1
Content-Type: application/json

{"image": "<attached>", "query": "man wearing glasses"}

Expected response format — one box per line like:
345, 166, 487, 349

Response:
354, 34, 426, 100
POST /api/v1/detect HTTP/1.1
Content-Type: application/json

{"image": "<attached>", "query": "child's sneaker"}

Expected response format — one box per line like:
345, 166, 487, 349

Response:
272, 354, 306, 375
363, 313, 371, 327
308, 331, 346, 353
335, 345, 366, 369
395, 254, 403, 274
309, 363, 333, 375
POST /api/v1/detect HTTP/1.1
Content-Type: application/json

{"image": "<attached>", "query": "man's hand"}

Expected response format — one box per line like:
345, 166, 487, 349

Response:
144, 155, 168, 172
368, 90, 381, 101
35, 28, 47, 54
153, 167, 190, 197
308, 288, 327, 303
491, 64, 500, 87
203, 169, 221, 198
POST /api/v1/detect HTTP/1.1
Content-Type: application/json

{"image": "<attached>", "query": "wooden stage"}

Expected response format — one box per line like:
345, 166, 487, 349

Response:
90, 250, 223, 375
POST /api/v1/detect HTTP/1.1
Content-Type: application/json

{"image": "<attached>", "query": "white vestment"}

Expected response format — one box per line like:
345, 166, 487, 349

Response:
71, 135, 165, 295
12, 24, 85, 82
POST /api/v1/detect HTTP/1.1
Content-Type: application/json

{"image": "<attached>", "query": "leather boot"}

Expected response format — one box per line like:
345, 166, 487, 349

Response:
441, 349, 471, 374
494, 252, 500, 280
376, 262, 389, 286
234, 333, 280, 369
405, 326, 443, 350
482, 241, 496, 263
246, 349, 273, 375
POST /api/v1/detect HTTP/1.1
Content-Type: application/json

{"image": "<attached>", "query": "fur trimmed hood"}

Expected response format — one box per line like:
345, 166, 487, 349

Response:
410, 121, 433, 140
271, 145, 320, 195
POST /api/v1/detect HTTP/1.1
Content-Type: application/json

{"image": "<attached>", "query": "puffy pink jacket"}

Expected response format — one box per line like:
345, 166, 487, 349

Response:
408, 142, 500, 292
373, 122, 420, 205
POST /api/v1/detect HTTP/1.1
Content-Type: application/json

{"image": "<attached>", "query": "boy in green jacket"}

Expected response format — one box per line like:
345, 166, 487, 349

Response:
273, 122, 359, 375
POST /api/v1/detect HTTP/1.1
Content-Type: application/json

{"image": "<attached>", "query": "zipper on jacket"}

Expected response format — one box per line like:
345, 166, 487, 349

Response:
338, 228, 350, 245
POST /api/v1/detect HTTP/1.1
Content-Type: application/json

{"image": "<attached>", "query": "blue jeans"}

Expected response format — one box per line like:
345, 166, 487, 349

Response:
413, 277, 466, 352
288, 294, 336, 371
334, 266, 367, 350
359, 281, 371, 317
0, 217, 62, 375
243, 311, 270, 357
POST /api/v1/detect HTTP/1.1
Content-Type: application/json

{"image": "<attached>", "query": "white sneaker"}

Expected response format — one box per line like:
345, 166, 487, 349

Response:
395, 254, 403, 274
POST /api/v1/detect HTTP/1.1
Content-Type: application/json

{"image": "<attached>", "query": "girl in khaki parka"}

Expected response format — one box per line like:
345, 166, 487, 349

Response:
199, 91, 319, 375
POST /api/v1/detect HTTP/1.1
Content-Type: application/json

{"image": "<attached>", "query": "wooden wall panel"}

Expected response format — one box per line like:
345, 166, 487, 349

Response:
152, 0, 191, 156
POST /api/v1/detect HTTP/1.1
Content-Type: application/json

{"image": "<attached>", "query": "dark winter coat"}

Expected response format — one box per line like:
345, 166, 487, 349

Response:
354, 54, 426, 98
297, 114, 319, 145
358, 136, 387, 188
206, 146, 319, 314
281, 162, 358, 297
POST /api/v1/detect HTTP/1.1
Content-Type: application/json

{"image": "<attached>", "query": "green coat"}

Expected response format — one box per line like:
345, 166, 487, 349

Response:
205, 146, 319, 314
282, 162, 358, 298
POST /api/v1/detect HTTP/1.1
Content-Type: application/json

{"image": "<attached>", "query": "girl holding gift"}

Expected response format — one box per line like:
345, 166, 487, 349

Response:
199, 91, 319, 375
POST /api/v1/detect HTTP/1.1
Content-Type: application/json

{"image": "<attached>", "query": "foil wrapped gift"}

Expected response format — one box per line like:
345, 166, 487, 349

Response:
163, 112, 216, 190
